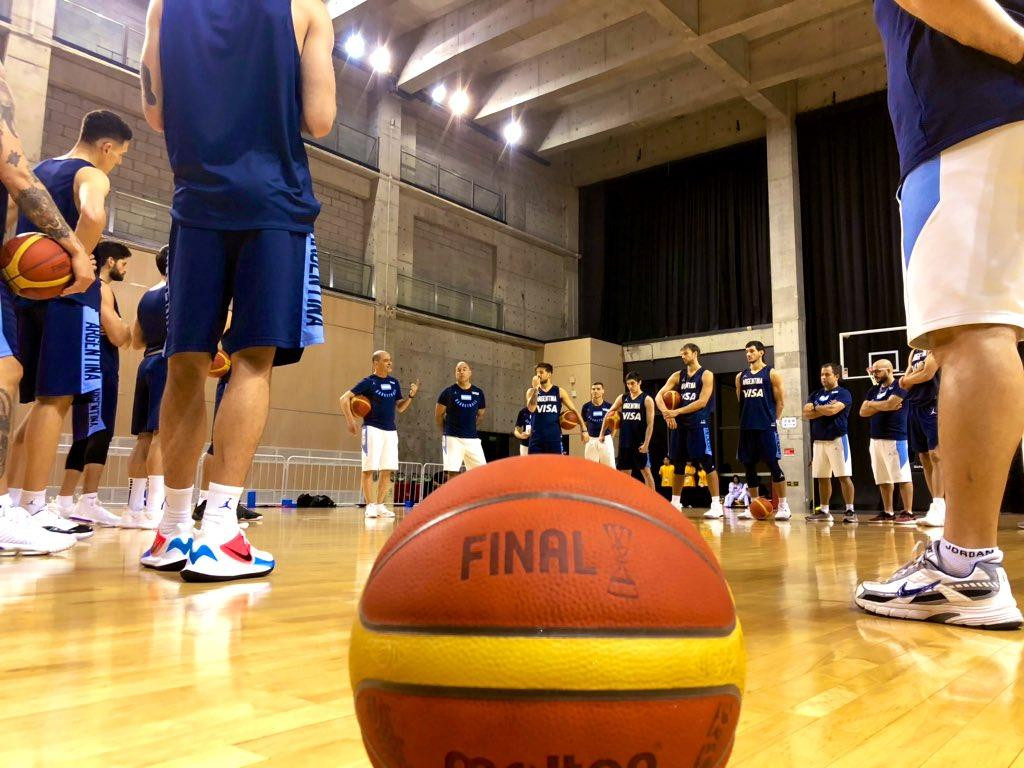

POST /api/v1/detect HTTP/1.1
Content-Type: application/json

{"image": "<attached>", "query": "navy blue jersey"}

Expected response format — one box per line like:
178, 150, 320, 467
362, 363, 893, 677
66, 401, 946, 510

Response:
866, 382, 910, 440
437, 383, 485, 439
676, 367, 714, 427
581, 401, 611, 438
904, 348, 939, 407
136, 283, 168, 356
159, 0, 319, 232
530, 385, 562, 443
739, 366, 777, 430
100, 290, 120, 375
352, 375, 402, 431
514, 406, 532, 446
619, 391, 650, 449
874, 0, 1024, 180
807, 386, 853, 441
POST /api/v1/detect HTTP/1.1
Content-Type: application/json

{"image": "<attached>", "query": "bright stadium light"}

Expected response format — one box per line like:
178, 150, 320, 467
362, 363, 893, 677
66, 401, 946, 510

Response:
431, 83, 448, 104
343, 32, 365, 59
503, 119, 523, 145
449, 89, 470, 116
369, 45, 391, 73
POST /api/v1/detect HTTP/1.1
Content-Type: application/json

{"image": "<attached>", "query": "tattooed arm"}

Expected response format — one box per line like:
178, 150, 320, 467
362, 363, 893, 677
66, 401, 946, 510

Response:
139, 0, 164, 132
0, 64, 94, 296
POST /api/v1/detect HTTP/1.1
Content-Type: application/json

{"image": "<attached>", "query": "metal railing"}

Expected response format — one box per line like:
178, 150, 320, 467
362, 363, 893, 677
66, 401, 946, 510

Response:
319, 249, 373, 298
106, 191, 172, 249
54, 0, 143, 70
400, 149, 506, 222
396, 273, 503, 331
305, 123, 380, 170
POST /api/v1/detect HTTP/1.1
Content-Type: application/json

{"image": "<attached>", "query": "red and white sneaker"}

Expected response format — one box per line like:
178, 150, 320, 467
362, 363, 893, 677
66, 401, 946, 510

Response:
140, 523, 194, 571
180, 526, 275, 583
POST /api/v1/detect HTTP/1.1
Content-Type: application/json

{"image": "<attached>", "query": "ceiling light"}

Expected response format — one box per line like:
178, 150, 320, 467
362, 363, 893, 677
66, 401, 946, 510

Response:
430, 84, 447, 104
343, 33, 365, 59
449, 89, 470, 116
503, 119, 523, 145
369, 45, 391, 73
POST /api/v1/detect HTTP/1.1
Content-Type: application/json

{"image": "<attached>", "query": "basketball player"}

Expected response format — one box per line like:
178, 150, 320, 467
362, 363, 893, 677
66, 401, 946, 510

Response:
735, 341, 791, 520
859, 360, 914, 525
513, 406, 532, 456
0, 64, 93, 555
56, 241, 132, 526
11, 110, 131, 534
657, 343, 722, 519
803, 363, 857, 524
436, 361, 486, 476
122, 246, 169, 530
581, 382, 615, 467
599, 371, 655, 490
138, 0, 335, 580
340, 350, 419, 518
900, 348, 944, 527
526, 362, 584, 454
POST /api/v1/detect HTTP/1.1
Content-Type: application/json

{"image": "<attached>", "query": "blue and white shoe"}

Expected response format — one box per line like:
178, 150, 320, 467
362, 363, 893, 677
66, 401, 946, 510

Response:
180, 526, 274, 583
140, 523, 194, 571
855, 540, 1023, 630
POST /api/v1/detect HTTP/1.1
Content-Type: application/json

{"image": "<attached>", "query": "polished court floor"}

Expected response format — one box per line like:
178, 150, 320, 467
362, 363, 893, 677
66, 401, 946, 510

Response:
2, 506, 1024, 767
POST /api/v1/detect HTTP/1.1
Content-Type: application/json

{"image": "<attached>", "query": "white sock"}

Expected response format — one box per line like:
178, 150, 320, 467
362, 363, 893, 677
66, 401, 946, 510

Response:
146, 475, 165, 515
821, 505, 830, 515
9, 488, 21, 506
205, 482, 242, 531
934, 497, 946, 510
0, 493, 11, 509
938, 538, 1001, 578
58, 495, 74, 510
161, 486, 195, 533
82, 492, 98, 508
846, 504, 855, 512
198, 490, 209, 505
128, 477, 148, 512
23, 491, 45, 514
779, 498, 790, 510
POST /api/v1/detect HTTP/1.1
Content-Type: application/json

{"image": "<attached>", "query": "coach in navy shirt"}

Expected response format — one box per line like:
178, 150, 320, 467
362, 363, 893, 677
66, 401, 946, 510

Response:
803, 363, 856, 523
859, 358, 912, 525
436, 361, 487, 476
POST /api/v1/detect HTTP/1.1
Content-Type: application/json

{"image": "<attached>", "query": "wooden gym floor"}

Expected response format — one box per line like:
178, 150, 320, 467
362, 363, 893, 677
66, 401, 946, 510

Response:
2, 508, 1023, 767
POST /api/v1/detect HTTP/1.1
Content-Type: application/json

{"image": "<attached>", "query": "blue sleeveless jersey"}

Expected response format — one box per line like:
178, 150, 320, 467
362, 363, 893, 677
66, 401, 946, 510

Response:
619, 391, 649, 449
905, 348, 939, 407
676, 367, 714, 427
100, 291, 120, 375
137, 284, 168, 356
874, 0, 1024, 179
739, 365, 776, 430
160, 0, 319, 232
581, 401, 611, 438
530, 385, 562, 443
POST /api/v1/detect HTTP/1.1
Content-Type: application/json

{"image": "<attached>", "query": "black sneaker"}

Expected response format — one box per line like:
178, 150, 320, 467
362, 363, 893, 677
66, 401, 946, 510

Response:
237, 504, 262, 522
843, 511, 858, 525
866, 512, 895, 524
805, 510, 833, 522
192, 499, 206, 522
893, 512, 917, 526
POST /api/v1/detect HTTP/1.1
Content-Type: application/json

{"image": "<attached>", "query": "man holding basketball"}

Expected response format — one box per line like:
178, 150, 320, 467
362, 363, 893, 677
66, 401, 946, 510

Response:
657, 343, 722, 519
900, 347, 944, 527
525, 362, 584, 455
863, 0, 1024, 627
735, 341, 791, 520
139, 0, 336, 579
599, 371, 655, 490
581, 382, 614, 467
0, 64, 94, 555
435, 361, 486, 476
340, 350, 419, 518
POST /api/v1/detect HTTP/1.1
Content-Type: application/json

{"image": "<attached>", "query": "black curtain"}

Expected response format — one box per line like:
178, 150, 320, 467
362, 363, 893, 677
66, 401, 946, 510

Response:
579, 140, 771, 344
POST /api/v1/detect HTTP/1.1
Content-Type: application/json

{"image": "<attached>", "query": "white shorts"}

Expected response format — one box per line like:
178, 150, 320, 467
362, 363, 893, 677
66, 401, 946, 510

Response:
900, 120, 1024, 348
584, 435, 615, 467
442, 435, 486, 472
869, 438, 911, 485
812, 436, 852, 479
362, 425, 398, 472
519, 444, 529, 456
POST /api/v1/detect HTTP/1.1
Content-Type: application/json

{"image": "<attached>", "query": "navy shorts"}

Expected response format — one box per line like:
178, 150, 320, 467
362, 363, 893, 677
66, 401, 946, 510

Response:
528, 438, 564, 455
617, 445, 651, 472
737, 428, 781, 466
131, 353, 167, 435
908, 403, 939, 453
72, 370, 117, 442
674, 423, 716, 470
16, 282, 101, 403
166, 224, 325, 366
0, 281, 19, 360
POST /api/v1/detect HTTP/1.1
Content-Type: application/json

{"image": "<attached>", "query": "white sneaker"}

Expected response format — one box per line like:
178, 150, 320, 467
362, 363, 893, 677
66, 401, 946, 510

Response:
378, 504, 396, 518
180, 525, 274, 583
69, 498, 122, 527
774, 504, 792, 521
140, 523, 194, 571
122, 507, 161, 530
0, 507, 76, 555
364, 503, 379, 518
704, 504, 724, 520
918, 499, 946, 528
31, 503, 94, 540
735, 507, 754, 520
855, 540, 1022, 630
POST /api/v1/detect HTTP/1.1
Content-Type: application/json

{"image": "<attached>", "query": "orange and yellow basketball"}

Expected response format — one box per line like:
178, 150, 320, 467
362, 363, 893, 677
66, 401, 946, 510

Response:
0, 233, 72, 299
662, 390, 682, 410
750, 497, 773, 520
559, 409, 580, 431
209, 349, 231, 378
349, 455, 745, 765
607, 410, 620, 432
351, 394, 372, 419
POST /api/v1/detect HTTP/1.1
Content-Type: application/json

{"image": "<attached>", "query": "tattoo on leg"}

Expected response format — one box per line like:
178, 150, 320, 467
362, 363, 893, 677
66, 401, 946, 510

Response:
0, 389, 12, 478
141, 64, 157, 106
13, 185, 72, 240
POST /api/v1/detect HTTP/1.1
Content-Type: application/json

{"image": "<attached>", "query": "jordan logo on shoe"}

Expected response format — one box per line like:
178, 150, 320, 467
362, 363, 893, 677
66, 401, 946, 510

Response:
896, 580, 940, 598
221, 533, 253, 563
